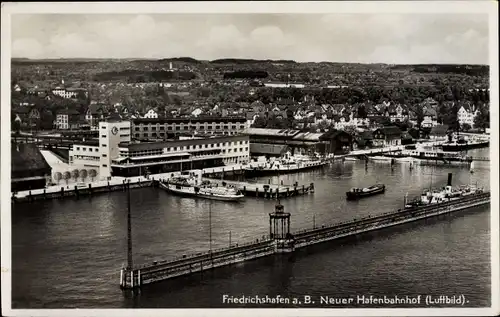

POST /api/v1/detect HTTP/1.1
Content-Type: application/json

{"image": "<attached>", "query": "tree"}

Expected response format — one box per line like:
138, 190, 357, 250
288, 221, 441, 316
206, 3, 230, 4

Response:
54, 172, 62, 184
80, 169, 88, 182
89, 169, 97, 182
343, 125, 358, 136
317, 120, 330, 131
442, 104, 459, 132
63, 171, 71, 185
12, 119, 21, 134
251, 115, 267, 128
357, 105, 367, 119
460, 123, 471, 132
474, 108, 490, 131
71, 169, 80, 183
414, 106, 424, 129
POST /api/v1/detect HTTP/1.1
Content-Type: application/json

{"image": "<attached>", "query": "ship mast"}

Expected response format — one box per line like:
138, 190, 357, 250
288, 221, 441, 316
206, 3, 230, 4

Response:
209, 201, 212, 254
127, 181, 133, 270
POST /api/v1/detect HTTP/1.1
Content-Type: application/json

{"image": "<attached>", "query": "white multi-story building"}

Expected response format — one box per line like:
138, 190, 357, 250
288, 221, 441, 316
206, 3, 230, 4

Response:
458, 104, 480, 128
69, 143, 100, 168
68, 119, 248, 179
98, 120, 132, 179
52, 87, 88, 99
143, 109, 159, 119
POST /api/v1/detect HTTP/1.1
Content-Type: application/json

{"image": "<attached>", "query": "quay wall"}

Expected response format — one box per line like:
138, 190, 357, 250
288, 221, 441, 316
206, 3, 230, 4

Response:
12, 179, 154, 203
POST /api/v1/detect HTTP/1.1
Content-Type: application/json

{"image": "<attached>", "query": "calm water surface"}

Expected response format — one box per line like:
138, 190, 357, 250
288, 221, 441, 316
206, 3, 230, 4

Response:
12, 148, 491, 308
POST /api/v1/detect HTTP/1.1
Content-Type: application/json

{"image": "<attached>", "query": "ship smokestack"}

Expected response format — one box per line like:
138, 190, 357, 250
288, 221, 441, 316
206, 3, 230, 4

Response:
447, 173, 453, 186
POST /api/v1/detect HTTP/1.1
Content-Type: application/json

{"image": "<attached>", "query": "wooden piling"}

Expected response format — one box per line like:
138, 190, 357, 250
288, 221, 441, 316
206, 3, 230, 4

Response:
74, 185, 79, 199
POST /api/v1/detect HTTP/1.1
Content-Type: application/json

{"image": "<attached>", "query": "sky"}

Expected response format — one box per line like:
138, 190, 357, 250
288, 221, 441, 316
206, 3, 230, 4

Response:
10, 13, 490, 64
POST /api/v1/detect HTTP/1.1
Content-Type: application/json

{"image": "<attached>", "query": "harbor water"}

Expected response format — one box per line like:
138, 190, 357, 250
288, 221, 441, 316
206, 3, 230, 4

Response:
11, 148, 491, 308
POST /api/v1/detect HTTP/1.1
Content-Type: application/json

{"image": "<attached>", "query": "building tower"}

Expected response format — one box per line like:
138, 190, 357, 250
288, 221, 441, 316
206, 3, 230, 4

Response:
269, 201, 295, 253
98, 116, 131, 180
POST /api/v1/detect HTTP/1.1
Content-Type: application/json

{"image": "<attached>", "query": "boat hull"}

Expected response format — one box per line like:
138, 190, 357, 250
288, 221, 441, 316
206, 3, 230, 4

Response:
346, 186, 385, 200
244, 162, 327, 177
159, 183, 245, 202
441, 141, 489, 152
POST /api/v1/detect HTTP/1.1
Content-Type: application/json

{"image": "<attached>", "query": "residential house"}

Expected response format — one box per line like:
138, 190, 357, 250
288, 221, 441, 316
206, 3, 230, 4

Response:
352, 131, 373, 150
191, 108, 203, 117
143, 108, 159, 119
458, 103, 480, 128
407, 128, 421, 140
52, 87, 88, 99
421, 108, 438, 128
401, 132, 414, 145
387, 104, 409, 123
85, 104, 109, 130
246, 111, 259, 127
372, 126, 402, 147
333, 113, 356, 130
429, 124, 450, 140
56, 109, 80, 130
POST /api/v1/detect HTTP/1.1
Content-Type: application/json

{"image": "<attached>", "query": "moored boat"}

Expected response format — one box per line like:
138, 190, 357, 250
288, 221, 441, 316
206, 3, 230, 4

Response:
245, 152, 327, 176
346, 184, 385, 200
159, 172, 244, 202
404, 184, 483, 209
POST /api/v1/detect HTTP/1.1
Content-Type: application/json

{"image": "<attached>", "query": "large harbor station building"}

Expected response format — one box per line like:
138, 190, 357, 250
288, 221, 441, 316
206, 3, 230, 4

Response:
69, 118, 250, 179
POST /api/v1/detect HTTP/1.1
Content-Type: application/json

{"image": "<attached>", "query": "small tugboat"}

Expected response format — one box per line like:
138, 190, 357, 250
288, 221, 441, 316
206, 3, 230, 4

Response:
346, 184, 385, 200
159, 171, 245, 202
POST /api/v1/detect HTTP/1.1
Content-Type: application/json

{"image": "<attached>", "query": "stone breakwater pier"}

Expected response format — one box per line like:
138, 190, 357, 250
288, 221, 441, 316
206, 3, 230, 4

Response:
119, 191, 490, 289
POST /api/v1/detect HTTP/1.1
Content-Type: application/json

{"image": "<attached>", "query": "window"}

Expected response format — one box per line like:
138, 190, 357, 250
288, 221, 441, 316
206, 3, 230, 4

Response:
102, 154, 107, 157
143, 127, 149, 131
102, 144, 107, 147
102, 135, 106, 138
83, 148, 86, 151
152, 127, 156, 131
102, 164, 107, 167
135, 133, 140, 138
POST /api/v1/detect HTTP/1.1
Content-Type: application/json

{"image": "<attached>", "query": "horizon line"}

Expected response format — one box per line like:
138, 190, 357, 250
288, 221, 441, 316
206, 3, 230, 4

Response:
10, 57, 490, 66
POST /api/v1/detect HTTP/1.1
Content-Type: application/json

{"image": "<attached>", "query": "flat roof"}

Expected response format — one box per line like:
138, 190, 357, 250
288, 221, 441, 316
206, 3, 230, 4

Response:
133, 116, 246, 124
244, 128, 301, 138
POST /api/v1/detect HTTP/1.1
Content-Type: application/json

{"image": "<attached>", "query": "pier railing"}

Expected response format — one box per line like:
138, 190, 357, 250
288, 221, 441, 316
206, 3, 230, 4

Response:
293, 192, 490, 238
133, 235, 273, 270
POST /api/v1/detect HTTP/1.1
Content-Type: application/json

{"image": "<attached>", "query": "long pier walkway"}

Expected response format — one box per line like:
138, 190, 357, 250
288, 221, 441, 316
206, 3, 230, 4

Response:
119, 191, 490, 289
